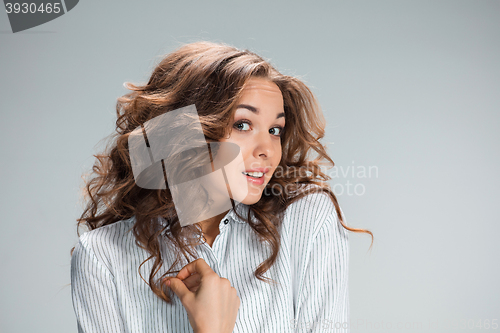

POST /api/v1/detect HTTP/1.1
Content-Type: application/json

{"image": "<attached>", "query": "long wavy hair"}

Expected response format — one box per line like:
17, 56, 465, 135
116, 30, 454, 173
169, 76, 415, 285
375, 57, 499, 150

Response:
72, 41, 373, 303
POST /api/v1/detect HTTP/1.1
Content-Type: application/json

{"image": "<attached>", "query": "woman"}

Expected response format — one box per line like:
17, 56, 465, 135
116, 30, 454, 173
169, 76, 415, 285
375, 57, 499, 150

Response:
70, 41, 373, 333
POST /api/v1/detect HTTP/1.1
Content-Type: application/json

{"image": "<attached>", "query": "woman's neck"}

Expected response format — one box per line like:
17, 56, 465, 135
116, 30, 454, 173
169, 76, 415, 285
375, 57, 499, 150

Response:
196, 210, 230, 246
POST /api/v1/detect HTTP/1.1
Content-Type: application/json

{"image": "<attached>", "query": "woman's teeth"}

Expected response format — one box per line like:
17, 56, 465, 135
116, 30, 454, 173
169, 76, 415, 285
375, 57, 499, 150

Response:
243, 171, 264, 178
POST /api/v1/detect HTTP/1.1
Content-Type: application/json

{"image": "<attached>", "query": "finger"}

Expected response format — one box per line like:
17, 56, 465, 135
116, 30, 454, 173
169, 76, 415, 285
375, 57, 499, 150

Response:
175, 258, 214, 280
180, 272, 202, 291
167, 277, 193, 303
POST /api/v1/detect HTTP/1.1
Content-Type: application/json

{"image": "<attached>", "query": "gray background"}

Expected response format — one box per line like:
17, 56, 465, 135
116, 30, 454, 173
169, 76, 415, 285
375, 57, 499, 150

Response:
1, 0, 499, 332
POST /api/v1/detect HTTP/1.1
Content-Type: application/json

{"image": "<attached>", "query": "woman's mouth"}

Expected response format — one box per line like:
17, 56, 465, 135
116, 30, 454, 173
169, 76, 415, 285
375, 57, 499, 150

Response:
242, 171, 265, 185
242, 171, 264, 178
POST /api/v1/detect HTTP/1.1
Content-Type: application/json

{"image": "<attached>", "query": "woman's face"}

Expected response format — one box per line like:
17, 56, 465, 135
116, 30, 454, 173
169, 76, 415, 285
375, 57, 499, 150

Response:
218, 77, 285, 205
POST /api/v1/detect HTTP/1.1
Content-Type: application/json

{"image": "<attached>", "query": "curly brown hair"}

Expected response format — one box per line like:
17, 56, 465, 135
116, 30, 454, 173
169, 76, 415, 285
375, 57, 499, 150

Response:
72, 41, 373, 304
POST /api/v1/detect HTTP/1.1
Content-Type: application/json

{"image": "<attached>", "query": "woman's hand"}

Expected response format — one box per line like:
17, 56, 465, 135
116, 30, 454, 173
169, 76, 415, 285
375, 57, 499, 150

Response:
164, 258, 240, 333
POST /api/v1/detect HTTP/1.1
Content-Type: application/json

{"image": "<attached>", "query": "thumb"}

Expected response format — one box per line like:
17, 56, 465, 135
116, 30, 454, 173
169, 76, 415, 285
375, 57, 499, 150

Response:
167, 277, 192, 302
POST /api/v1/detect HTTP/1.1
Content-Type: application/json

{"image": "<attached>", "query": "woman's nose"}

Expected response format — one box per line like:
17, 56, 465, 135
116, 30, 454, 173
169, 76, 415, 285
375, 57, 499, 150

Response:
253, 132, 274, 159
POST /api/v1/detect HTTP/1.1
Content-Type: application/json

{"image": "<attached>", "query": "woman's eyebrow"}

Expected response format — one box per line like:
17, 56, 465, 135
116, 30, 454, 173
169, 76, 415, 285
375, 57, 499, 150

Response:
236, 104, 285, 119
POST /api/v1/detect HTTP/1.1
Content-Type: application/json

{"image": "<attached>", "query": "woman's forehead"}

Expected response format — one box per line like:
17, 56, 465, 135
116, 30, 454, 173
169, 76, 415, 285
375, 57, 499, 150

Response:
235, 77, 285, 114
242, 77, 281, 93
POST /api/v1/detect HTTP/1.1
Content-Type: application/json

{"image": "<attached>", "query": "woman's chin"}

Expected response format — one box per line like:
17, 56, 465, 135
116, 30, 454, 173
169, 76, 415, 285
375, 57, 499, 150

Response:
239, 197, 260, 206
233, 188, 264, 206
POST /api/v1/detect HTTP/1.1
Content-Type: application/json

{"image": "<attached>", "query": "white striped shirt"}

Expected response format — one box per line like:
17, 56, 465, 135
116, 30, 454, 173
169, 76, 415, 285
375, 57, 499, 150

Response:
71, 188, 350, 333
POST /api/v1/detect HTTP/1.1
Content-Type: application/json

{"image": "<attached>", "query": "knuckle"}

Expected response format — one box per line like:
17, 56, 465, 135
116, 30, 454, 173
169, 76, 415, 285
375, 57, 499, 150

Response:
206, 271, 218, 278
204, 272, 218, 282
220, 278, 231, 286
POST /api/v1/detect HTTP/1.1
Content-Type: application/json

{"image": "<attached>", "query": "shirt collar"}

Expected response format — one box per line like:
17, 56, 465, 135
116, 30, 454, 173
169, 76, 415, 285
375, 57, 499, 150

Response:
227, 201, 249, 224
157, 201, 250, 228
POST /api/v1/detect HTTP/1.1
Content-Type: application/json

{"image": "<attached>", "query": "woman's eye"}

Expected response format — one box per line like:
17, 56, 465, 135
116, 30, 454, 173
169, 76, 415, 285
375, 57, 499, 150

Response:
234, 121, 251, 131
270, 126, 284, 137
233, 120, 284, 137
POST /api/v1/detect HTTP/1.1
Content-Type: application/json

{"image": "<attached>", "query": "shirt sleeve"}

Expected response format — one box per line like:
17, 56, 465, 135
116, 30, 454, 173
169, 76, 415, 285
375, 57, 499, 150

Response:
71, 235, 127, 333
294, 211, 350, 333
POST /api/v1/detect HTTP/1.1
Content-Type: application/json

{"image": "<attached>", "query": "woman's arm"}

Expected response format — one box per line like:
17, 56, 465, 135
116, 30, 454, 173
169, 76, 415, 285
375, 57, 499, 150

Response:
71, 236, 127, 333
294, 211, 350, 333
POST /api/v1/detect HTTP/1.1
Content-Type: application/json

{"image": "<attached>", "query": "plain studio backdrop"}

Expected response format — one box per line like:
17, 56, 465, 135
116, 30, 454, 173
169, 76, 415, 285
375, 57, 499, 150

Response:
1, 1, 499, 332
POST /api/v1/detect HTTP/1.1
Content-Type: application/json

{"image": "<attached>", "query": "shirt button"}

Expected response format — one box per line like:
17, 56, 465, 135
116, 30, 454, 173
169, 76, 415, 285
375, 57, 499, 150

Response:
223, 219, 229, 225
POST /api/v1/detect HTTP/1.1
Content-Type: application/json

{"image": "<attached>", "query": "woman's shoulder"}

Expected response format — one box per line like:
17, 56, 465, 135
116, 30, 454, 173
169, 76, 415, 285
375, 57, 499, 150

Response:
280, 183, 345, 246
284, 184, 340, 226
73, 217, 136, 272
78, 217, 136, 245
280, 184, 347, 274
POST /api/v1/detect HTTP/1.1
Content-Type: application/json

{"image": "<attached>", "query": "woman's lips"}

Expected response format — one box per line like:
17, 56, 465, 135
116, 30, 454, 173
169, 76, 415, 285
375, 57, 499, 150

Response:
243, 173, 265, 185
244, 167, 270, 174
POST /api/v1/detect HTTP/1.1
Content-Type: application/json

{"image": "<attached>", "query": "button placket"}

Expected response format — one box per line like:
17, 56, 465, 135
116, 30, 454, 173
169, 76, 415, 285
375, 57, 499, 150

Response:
212, 214, 235, 271
200, 244, 221, 275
